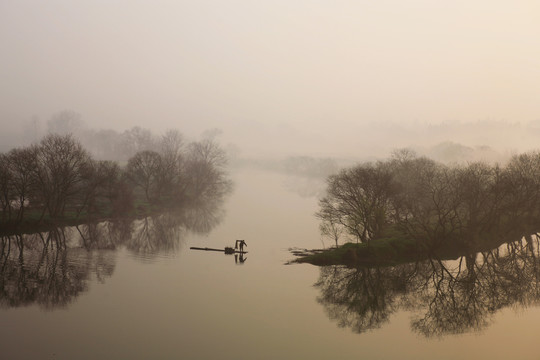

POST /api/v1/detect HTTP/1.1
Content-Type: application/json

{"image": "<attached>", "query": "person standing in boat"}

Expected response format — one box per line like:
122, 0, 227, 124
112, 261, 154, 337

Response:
235, 239, 247, 252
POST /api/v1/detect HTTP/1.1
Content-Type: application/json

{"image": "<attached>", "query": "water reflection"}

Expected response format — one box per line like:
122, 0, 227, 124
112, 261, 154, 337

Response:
0, 201, 225, 310
0, 229, 113, 310
315, 235, 540, 337
234, 253, 247, 264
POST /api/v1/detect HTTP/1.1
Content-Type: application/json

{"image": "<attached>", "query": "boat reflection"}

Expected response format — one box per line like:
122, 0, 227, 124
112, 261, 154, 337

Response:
315, 235, 540, 337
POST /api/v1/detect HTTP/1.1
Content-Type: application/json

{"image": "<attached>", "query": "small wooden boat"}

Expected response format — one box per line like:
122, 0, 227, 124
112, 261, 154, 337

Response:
190, 246, 248, 254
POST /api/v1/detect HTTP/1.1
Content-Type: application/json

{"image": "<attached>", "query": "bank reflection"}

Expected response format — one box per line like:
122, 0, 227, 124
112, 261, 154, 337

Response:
315, 235, 540, 337
0, 200, 225, 310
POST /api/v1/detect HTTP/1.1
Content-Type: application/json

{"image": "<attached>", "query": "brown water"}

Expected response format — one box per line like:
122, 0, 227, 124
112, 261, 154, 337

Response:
1, 168, 540, 359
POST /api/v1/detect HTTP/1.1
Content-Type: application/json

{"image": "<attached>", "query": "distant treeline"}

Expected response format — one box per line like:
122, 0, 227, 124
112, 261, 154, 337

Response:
2, 110, 228, 162
317, 149, 540, 249
0, 130, 232, 227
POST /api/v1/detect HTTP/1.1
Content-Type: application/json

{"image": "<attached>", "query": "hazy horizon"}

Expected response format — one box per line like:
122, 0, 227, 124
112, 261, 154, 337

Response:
2, 1, 540, 158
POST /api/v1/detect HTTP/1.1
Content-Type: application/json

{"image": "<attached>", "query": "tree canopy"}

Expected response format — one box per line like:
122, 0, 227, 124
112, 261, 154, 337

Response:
0, 131, 231, 229
317, 151, 540, 250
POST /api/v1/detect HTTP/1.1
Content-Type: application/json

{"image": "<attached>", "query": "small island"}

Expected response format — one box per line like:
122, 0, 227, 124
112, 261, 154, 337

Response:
293, 149, 540, 267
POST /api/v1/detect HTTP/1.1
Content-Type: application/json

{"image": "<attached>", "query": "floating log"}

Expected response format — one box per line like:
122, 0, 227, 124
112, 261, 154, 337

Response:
190, 246, 248, 254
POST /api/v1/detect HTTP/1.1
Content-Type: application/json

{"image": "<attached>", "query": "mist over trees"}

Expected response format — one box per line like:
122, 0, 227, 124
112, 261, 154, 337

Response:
0, 128, 232, 229
2, 110, 534, 165
317, 149, 540, 250
1, 110, 216, 162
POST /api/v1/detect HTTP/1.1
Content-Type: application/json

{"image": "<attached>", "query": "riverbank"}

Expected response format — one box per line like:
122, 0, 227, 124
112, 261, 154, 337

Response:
291, 229, 528, 267
291, 236, 424, 267
0, 200, 167, 236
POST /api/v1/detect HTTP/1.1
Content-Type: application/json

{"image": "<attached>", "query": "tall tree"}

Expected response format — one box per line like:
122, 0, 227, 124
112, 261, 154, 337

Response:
317, 163, 396, 244
33, 134, 92, 218
184, 138, 231, 201
0, 154, 13, 221
7, 147, 38, 221
125, 150, 162, 202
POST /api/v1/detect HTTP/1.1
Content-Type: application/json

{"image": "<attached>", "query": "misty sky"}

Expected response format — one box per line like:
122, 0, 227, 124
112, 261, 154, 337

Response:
1, 1, 540, 156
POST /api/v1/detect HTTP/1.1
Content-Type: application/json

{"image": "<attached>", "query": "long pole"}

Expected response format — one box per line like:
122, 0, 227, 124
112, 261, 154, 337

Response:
190, 247, 247, 254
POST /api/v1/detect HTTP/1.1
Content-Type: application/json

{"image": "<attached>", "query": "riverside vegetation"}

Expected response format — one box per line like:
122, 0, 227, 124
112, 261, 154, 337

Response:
296, 149, 540, 266
0, 131, 232, 235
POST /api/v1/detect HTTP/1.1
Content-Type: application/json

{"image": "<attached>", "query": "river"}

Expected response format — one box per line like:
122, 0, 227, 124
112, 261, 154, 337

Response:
1, 167, 540, 359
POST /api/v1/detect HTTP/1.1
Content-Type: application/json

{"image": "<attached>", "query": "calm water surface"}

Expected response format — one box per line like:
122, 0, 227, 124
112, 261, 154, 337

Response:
1, 168, 540, 359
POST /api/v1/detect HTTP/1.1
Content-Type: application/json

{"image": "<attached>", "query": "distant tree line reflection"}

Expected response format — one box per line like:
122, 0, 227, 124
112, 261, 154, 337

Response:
315, 234, 540, 337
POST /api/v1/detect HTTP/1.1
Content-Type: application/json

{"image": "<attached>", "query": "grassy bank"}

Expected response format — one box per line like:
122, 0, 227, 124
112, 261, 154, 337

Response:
293, 228, 528, 267
293, 235, 425, 267
0, 199, 167, 236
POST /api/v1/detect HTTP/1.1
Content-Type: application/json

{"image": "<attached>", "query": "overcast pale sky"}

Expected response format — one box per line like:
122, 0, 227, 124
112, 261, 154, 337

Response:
1, 1, 540, 156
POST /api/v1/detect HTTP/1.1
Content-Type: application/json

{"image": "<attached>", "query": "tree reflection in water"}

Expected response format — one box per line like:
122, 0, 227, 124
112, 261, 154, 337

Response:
0, 199, 225, 310
315, 235, 540, 337
0, 229, 98, 310
123, 201, 224, 258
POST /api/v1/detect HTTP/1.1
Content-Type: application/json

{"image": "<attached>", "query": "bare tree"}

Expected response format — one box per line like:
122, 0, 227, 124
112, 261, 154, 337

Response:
184, 138, 232, 202
74, 160, 125, 217
317, 163, 397, 244
32, 134, 92, 219
0, 128, 232, 226
6, 147, 38, 221
316, 150, 540, 252
504, 152, 540, 228
157, 129, 185, 199
387, 157, 460, 247
319, 219, 344, 248
125, 150, 162, 202
0, 154, 13, 221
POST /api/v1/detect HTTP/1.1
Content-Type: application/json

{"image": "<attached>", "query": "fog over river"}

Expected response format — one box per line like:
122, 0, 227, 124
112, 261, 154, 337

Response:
1, 168, 540, 359
2, 2, 540, 358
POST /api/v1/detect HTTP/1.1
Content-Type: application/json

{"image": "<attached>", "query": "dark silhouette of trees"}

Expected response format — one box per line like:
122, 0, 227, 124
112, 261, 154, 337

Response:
123, 135, 232, 206
319, 219, 344, 248
184, 138, 232, 203
75, 160, 124, 217
4, 148, 37, 221
504, 152, 540, 230
32, 134, 92, 219
0, 129, 231, 229
125, 150, 162, 202
0, 154, 12, 221
317, 164, 397, 245
317, 150, 540, 250
157, 129, 186, 200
